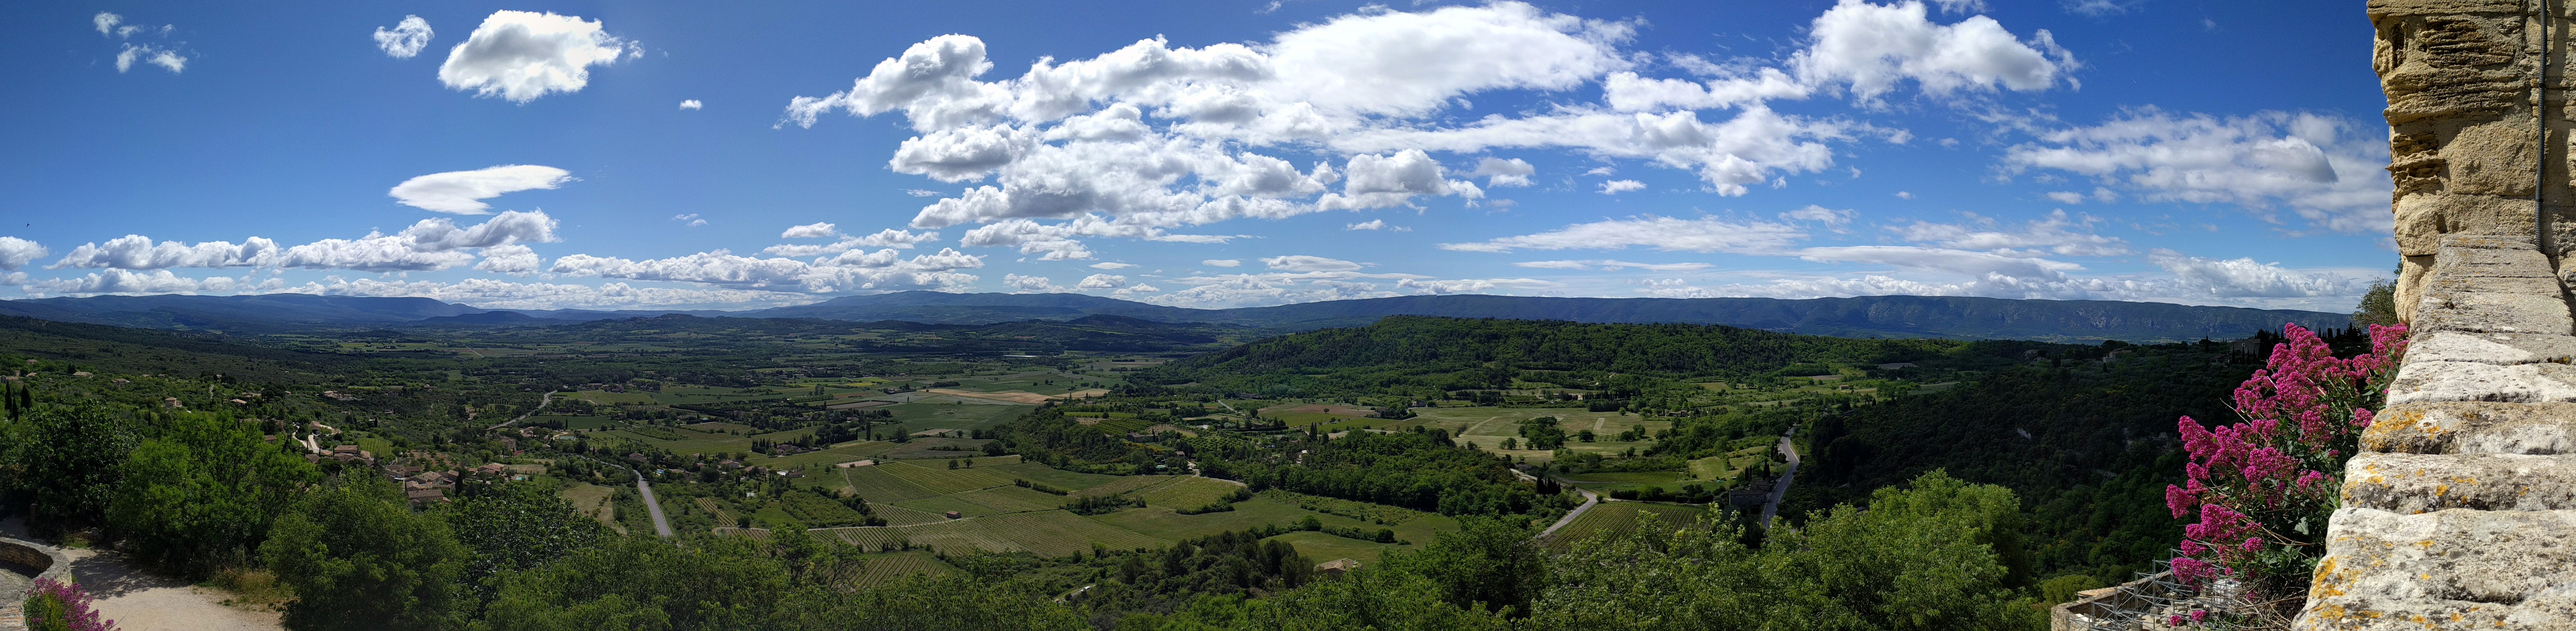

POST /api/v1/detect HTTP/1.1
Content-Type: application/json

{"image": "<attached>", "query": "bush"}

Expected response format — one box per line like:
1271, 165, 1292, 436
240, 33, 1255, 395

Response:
1015, 478, 1070, 495
24, 579, 115, 631
2168, 323, 2404, 606
1175, 502, 1235, 515
1063, 494, 1144, 515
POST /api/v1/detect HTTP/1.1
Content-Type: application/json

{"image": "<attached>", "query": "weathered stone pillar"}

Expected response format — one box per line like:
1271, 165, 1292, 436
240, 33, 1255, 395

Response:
2296, 6, 2576, 629
2374, 0, 2576, 321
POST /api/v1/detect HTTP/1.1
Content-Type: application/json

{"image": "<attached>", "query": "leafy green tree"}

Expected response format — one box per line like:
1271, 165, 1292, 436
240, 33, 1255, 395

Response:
1517, 418, 1566, 450
440, 483, 609, 603
6, 404, 135, 536
1783, 471, 2042, 630
1535, 509, 1836, 631
1157, 568, 1505, 631
262, 479, 473, 631
792, 573, 1091, 631
108, 412, 319, 578
2351, 277, 2398, 327
1533, 472, 2045, 631
477, 535, 799, 631
1372, 517, 1546, 617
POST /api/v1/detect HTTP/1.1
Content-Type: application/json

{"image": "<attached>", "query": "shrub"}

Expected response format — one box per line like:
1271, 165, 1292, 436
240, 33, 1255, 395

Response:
1175, 502, 1235, 515
2166, 323, 2404, 603
24, 578, 116, 631
1063, 494, 1144, 515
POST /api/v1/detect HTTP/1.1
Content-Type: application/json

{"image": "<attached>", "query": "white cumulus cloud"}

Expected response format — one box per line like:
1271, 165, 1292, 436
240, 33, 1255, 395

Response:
438, 10, 638, 102
0, 237, 51, 271
1076, 273, 1128, 289
679, 99, 703, 110
761, 228, 941, 256
1440, 215, 1807, 254
389, 165, 573, 215
2000, 109, 2391, 234
25, 270, 283, 296
1202, 259, 1241, 267
474, 244, 541, 275
283, 277, 819, 310
375, 15, 434, 59
551, 247, 982, 293
781, 1, 2063, 254
1468, 157, 1537, 187
1598, 179, 1646, 194
1794, 0, 2077, 104
1003, 273, 1065, 293
1267, 253, 1370, 271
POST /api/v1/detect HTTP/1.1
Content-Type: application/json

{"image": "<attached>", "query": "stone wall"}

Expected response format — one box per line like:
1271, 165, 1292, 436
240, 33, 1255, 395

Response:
2294, 4, 2576, 628
0, 536, 75, 631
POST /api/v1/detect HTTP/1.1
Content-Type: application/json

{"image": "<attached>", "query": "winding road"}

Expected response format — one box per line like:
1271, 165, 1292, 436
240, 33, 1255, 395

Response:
635, 476, 674, 538
488, 390, 558, 431
1757, 427, 1800, 528
1536, 486, 1601, 540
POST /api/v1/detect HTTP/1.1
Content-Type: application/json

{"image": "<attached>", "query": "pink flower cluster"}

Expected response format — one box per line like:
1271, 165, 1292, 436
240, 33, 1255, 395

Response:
2166, 323, 2405, 588
23, 578, 117, 631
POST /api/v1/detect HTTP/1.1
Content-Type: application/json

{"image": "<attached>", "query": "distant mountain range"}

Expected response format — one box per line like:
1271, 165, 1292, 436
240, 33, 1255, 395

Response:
0, 291, 2351, 343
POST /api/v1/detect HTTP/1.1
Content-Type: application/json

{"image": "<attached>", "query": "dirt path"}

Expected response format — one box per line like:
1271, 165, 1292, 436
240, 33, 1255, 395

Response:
66, 549, 282, 631
0, 520, 279, 631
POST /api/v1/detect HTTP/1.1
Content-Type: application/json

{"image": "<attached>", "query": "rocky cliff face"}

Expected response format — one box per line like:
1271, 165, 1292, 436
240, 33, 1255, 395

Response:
2295, 2, 2576, 628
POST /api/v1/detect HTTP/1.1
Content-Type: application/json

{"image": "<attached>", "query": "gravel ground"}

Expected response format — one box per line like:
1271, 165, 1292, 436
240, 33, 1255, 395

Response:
0, 518, 280, 631
64, 548, 282, 631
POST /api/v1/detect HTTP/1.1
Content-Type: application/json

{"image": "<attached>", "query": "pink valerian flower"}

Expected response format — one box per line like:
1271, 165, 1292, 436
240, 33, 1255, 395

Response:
24, 578, 117, 631
2168, 323, 2405, 593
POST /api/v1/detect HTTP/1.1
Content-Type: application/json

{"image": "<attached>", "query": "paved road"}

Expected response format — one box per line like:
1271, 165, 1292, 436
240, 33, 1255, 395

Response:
1536, 486, 1601, 540
635, 476, 675, 538
1757, 427, 1801, 528
488, 390, 558, 431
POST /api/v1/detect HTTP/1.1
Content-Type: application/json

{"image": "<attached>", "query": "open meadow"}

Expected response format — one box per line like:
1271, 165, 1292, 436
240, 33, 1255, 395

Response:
1409, 406, 1670, 463
792, 461, 1455, 580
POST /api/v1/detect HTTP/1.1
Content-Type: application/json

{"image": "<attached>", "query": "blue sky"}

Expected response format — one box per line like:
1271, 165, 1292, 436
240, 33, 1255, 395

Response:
0, 1, 2395, 312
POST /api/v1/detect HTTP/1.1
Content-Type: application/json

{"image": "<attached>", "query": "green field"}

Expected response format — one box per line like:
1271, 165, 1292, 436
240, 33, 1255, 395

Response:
851, 551, 955, 587
1264, 531, 1398, 564
878, 400, 1033, 432
843, 466, 944, 503
877, 460, 1014, 494
759, 459, 1458, 564
559, 483, 616, 530
1407, 407, 1670, 463
1542, 502, 1711, 552
593, 425, 756, 456
531, 415, 614, 429
892, 485, 1065, 518
752, 442, 892, 470
873, 504, 951, 527
827, 510, 1172, 556
984, 463, 1125, 491
1134, 477, 1242, 509
570, 390, 658, 405
1070, 475, 1175, 498
649, 386, 791, 406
